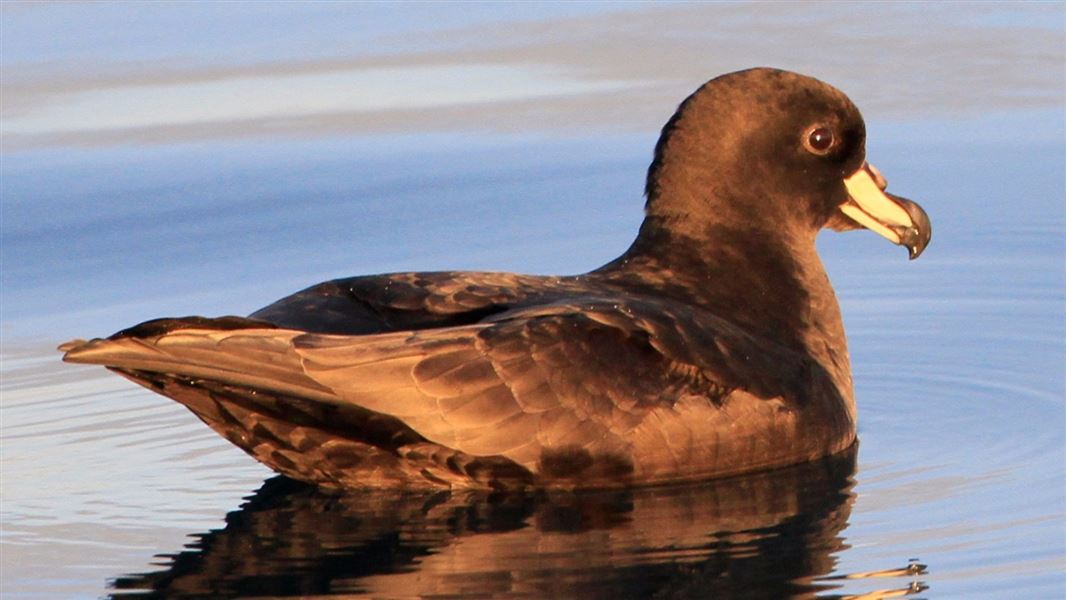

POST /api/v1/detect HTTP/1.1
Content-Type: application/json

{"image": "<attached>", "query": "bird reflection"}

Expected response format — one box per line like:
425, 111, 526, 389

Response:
109, 447, 920, 599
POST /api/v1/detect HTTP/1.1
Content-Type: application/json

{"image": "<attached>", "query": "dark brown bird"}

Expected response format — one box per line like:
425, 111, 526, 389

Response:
60, 68, 931, 490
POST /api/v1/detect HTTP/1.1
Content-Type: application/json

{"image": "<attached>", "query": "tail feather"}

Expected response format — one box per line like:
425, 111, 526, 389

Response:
61, 320, 337, 404
59, 316, 535, 489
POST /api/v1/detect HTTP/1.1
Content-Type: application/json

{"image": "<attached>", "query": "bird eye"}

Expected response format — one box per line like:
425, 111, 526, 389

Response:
804, 126, 835, 155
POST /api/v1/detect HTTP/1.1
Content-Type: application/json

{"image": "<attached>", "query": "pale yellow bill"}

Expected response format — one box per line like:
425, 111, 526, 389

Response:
840, 164, 914, 245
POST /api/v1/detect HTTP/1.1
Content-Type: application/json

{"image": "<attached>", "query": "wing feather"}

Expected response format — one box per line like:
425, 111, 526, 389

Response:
293, 303, 738, 480
413, 352, 500, 397
65, 291, 817, 485
437, 386, 522, 428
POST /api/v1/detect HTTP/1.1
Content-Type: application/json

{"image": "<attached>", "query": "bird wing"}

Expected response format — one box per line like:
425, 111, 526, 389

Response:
292, 297, 811, 478
249, 271, 564, 335
63, 296, 815, 483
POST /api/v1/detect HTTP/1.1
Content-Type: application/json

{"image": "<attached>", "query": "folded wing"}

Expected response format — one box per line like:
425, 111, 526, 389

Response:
63, 290, 819, 486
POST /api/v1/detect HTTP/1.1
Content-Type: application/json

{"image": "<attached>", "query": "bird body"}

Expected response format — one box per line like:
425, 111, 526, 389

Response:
62, 68, 931, 490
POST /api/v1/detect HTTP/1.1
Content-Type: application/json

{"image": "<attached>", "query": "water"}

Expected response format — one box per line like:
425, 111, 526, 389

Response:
2, 4, 1064, 599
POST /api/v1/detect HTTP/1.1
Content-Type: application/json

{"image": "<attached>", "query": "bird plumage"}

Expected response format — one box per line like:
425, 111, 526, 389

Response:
61, 68, 930, 490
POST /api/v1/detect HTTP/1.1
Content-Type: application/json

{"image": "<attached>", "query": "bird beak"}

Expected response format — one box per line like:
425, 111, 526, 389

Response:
838, 163, 932, 259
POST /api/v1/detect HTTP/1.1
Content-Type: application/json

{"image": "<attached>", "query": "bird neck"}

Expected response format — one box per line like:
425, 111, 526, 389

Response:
595, 216, 854, 403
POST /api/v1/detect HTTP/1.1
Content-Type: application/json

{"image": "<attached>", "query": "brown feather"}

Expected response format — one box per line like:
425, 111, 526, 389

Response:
59, 69, 932, 489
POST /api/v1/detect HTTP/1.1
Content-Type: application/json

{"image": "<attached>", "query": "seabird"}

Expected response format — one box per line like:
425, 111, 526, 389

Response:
61, 68, 931, 490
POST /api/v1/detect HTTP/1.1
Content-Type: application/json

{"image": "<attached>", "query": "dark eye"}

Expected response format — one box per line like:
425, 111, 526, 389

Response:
804, 126, 835, 155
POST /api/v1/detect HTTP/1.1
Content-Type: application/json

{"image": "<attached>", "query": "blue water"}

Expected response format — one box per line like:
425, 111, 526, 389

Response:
3, 129, 1064, 598
2, 3, 1064, 598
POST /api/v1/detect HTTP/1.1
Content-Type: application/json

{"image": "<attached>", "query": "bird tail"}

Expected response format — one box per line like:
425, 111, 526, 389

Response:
60, 316, 338, 403
59, 316, 518, 489
60, 317, 427, 488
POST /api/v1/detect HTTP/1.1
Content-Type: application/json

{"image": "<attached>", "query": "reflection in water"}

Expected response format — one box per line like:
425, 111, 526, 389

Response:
2, 4, 1063, 597
109, 447, 923, 599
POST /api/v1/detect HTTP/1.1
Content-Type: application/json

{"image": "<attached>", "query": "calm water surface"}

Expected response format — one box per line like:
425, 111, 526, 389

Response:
2, 134, 1063, 598
2, 4, 1064, 598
